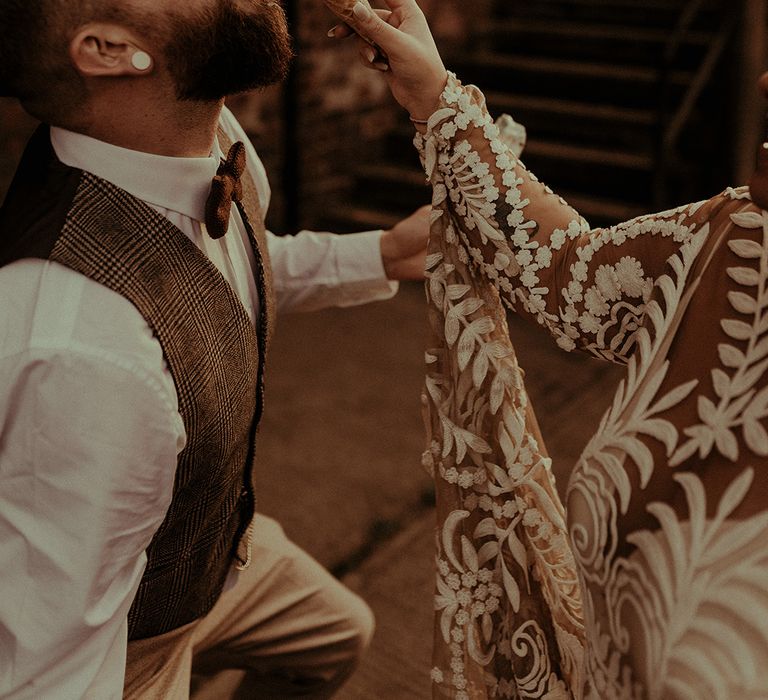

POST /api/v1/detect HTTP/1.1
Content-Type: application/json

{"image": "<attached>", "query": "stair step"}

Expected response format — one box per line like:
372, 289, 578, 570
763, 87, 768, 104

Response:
452, 52, 693, 108
479, 17, 711, 45
476, 17, 711, 65
525, 139, 653, 170
325, 205, 404, 232
484, 92, 655, 125
497, 0, 722, 28
466, 52, 689, 83
518, 0, 712, 9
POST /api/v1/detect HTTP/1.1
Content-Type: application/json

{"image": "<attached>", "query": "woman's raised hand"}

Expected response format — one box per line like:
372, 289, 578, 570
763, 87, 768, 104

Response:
330, 0, 449, 122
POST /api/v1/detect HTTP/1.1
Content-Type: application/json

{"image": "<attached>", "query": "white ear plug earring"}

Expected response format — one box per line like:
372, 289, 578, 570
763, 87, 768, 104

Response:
131, 51, 152, 71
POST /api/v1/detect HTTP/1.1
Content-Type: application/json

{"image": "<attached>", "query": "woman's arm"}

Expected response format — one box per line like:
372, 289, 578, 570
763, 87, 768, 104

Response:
412, 74, 710, 362
346, 1, 713, 363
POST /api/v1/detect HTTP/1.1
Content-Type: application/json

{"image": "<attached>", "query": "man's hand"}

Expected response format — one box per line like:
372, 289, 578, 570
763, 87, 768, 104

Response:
380, 205, 431, 280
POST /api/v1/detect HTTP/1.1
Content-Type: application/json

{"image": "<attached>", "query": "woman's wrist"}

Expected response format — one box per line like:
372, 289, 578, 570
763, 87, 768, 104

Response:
405, 71, 449, 124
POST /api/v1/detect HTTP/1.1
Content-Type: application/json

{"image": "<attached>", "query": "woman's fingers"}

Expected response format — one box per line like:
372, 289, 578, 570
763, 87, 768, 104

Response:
350, 2, 410, 52
327, 8, 395, 40
357, 38, 390, 72
375, 0, 421, 13
328, 23, 353, 39
331, 0, 447, 120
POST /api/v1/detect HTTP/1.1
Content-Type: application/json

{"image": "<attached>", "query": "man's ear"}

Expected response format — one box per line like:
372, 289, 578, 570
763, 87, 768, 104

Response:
69, 23, 154, 78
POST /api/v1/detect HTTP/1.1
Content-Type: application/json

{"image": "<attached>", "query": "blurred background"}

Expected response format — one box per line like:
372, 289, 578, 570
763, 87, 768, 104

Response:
1, 0, 766, 696
2, 0, 767, 231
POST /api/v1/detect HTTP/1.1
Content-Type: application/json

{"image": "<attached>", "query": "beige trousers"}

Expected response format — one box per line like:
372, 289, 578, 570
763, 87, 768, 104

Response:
123, 515, 374, 699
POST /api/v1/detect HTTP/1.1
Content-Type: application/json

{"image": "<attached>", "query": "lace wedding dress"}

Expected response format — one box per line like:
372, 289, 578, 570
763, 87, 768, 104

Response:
418, 74, 768, 700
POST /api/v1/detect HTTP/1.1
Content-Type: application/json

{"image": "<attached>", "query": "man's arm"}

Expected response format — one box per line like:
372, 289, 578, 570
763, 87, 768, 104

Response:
267, 206, 430, 314
0, 266, 183, 699
219, 106, 429, 315
266, 228, 398, 315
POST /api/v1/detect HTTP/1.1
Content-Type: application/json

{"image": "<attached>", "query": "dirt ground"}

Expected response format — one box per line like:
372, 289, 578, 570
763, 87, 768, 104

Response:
254, 280, 622, 698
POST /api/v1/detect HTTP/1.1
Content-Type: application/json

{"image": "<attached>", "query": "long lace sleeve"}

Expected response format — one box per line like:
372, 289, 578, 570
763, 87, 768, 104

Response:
419, 72, 768, 700
415, 74, 705, 364
419, 75, 589, 699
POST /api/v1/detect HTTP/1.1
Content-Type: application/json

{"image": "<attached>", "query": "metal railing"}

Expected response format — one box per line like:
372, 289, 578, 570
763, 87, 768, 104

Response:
653, 0, 742, 207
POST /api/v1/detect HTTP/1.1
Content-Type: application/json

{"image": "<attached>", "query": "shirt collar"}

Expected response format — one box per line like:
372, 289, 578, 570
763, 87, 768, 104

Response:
49, 126, 224, 223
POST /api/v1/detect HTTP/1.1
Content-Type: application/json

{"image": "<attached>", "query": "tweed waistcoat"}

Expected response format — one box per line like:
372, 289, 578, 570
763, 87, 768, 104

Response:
0, 125, 276, 640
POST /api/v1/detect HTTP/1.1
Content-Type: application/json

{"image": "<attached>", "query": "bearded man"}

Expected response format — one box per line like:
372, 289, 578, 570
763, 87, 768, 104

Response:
0, 1, 429, 697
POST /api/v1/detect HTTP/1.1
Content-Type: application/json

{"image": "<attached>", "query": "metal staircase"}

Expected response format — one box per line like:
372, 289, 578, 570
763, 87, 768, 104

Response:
328, 0, 743, 231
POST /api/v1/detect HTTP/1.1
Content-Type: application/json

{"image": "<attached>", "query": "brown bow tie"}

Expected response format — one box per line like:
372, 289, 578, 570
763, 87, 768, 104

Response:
205, 141, 247, 240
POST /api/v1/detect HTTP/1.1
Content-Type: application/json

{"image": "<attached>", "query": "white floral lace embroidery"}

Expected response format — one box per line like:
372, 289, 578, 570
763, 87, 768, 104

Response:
419, 73, 768, 699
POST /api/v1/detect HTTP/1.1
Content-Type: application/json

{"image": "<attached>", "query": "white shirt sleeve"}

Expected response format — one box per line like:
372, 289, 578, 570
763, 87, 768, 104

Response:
0, 262, 183, 700
218, 107, 399, 315
267, 228, 398, 314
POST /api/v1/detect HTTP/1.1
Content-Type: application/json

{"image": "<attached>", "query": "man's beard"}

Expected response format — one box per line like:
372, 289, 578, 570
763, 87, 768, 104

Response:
163, 0, 294, 101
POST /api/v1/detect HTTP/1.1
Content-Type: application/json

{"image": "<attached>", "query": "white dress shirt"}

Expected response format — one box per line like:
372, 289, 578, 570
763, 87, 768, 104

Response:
0, 107, 397, 699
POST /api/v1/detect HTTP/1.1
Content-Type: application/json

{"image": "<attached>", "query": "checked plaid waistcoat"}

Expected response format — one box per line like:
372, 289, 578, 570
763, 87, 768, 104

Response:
0, 124, 276, 640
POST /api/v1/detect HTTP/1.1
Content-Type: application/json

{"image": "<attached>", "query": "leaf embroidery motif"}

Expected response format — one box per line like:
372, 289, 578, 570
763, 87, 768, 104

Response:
672, 210, 768, 466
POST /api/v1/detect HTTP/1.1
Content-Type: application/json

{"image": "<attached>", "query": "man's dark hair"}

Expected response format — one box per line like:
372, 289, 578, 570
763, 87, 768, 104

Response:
1, 2, 82, 118
0, 1, 153, 123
